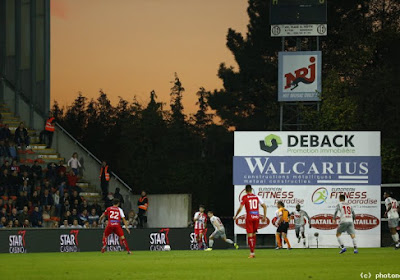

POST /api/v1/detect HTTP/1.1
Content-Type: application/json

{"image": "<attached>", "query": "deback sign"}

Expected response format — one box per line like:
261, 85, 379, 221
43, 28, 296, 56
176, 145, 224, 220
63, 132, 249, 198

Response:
233, 132, 381, 248
278, 51, 321, 102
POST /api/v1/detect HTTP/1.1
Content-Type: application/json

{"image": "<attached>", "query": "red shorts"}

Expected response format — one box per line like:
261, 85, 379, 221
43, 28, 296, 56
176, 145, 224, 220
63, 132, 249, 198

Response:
246, 218, 260, 234
194, 229, 204, 237
104, 225, 124, 238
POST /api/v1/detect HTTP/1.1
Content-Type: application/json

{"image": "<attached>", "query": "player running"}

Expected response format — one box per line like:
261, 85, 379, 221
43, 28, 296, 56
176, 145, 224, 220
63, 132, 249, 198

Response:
275, 201, 291, 250
290, 204, 311, 248
333, 194, 358, 254
384, 191, 400, 249
205, 211, 238, 251
193, 205, 207, 250
233, 185, 267, 258
99, 198, 131, 254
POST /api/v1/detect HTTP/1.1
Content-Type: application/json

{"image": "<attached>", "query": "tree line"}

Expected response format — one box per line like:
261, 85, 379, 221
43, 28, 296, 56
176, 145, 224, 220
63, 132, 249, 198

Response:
52, 0, 400, 215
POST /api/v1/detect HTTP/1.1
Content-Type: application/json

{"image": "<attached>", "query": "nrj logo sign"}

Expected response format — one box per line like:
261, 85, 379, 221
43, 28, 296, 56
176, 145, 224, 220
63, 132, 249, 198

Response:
312, 187, 329, 204
260, 134, 282, 153
285, 56, 316, 91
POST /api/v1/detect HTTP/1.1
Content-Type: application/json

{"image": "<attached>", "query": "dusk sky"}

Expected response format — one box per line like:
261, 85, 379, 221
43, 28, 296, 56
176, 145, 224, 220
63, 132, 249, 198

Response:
50, 0, 249, 114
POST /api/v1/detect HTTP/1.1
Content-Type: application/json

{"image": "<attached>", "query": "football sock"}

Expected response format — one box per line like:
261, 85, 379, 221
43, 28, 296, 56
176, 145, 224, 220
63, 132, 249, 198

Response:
225, 239, 234, 245
284, 236, 291, 248
352, 237, 357, 249
102, 235, 107, 247
392, 233, 399, 243
121, 238, 130, 252
209, 239, 214, 248
337, 236, 344, 248
276, 234, 282, 248
248, 236, 255, 253
198, 240, 203, 249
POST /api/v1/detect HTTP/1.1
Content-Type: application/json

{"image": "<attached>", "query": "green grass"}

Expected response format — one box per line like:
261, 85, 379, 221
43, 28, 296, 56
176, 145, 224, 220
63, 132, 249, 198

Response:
0, 248, 399, 280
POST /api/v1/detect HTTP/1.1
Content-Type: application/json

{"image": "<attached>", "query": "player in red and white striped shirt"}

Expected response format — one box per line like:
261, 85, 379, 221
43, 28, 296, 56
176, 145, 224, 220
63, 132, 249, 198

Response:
99, 198, 131, 254
193, 205, 207, 250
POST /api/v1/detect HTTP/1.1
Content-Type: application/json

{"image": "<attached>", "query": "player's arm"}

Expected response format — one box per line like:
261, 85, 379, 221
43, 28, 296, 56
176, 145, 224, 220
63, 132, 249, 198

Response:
332, 205, 339, 222
233, 204, 244, 220
261, 203, 267, 222
304, 211, 312, 228
193, 212, 199, 221
99, 213, 106, 224
385, 200, 391, 217
122, 217, 131, 234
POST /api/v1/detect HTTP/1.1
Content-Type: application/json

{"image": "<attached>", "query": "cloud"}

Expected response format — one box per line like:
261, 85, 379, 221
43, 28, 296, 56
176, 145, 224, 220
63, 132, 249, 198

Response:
51, 0, 69, 20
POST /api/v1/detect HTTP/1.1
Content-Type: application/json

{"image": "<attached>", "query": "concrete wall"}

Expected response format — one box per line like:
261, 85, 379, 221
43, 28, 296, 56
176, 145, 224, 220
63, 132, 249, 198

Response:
130, 194, 192, 228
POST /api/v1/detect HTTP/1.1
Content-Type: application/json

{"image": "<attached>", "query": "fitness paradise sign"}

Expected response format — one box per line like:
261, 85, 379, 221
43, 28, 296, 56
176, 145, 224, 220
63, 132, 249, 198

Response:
233, 132, 381, 248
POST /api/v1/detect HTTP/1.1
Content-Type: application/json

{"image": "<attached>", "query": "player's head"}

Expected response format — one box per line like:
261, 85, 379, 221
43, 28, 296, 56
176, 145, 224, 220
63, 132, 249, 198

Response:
141, 190, 146, 197
245, 184, 252, 193
207, 210, 214, 218
199, 205, 205, 212
113, 198, 120, 206
296, 204, 301, 211
339, 194, 345, 202
383, 191, 392, 199
277, 201, 284, 208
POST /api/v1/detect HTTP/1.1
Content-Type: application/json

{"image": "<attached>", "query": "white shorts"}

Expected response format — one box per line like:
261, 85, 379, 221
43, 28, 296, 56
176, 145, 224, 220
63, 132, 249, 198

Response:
388, 218, 399, 228
337, 222, 355, 235
210, 228, 226, 239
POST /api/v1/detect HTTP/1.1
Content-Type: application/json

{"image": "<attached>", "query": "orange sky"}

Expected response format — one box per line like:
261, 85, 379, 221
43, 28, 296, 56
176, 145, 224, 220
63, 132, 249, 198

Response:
50, 0, 249, 114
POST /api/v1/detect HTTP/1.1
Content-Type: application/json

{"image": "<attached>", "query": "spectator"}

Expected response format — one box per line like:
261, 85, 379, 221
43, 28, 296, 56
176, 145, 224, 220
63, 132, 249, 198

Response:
18, 206, 30, 225
88, 208, 99, 224
53, 190, 61, 216
63, 210, 71, 225
16, 191, 29, 210
9, 208, 18, 223
61, 192, 69, 205
0, 140, 9, 163
67, 169, 79, 192
90, 200, 102, 215
22, 219, 30, 228
19, 163, 31, 174
46, 162, 57, 184
14, 122, 30, 149
128, 210, 138, 228
4, 199, 14, 216
30, 206, 43, 227
69, 208, 79, 225
19, 180, 31, 196
52, 221, 59, 228
57, 160, 66, 175
61, 200, 71, 218
60, 219, 69, 228
42, 206, 52, 227
13, 219, 20, 227
72, 199, 80, 211
79, 200, 89, 214
70, 190, 82, 206
0, 198, 4, 209
42, 180, 53, 192
56, 171, 67, 188
70, 219, 82, 229
114, 188, 124, 208
42, 112, 55, 148
137, 190, 149, 228
104, 193, 114, 208
6, 220, 13, 228
31, 160, 43, 183
91, 221, 98, 228
79, 209, 88, 225
99, 160, 110, 199
8, 140, 17, 159
8, 170, 19, 197
41, 189, 54, 207
0, 123, 11, 144
0, 216, 6, 227
83, 221, 90, 228
1, 160, 10, 172
10, 159, 19, 173
0, 169, 9, 196
31, 190, 40, 207
67, 153, 81, 176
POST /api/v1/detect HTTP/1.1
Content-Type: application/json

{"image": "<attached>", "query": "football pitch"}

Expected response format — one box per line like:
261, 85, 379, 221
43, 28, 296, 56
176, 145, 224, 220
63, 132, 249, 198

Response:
0, 248, 398, 280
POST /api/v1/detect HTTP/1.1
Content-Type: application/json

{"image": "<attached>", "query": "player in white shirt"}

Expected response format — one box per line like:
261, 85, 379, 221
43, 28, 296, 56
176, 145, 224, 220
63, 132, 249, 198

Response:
205, 211, 238, 251
193, 205, 207, 250
384, 191, 400, 249
290, 204, 311, 248
333, 194, 358, 254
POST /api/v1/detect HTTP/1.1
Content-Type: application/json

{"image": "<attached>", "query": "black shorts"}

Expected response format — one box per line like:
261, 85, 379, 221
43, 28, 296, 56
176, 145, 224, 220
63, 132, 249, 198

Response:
277, 222, 289, 233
